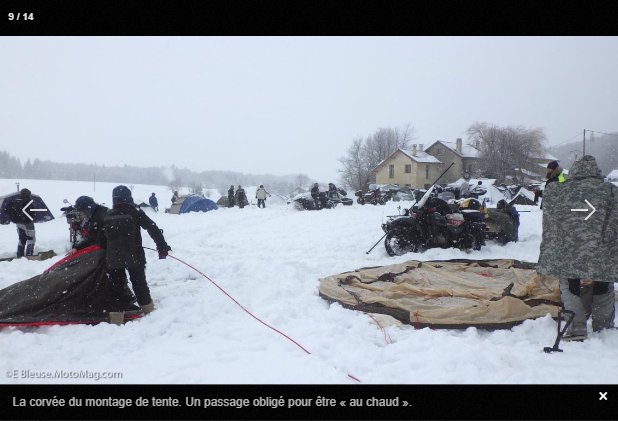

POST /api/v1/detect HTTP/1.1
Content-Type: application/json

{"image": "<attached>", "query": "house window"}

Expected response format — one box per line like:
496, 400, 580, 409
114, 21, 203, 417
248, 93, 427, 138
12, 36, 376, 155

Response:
405, 184, 411, 187
389, 165, 394, 178
426, 165, 429, 178
468, 164, 472, 174
437, 148, 444, 155
405, 164, 411, 173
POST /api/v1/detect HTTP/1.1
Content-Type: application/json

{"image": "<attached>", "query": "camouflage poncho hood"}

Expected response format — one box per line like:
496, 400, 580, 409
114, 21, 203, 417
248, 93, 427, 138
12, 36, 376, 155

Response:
537, 155, 618, 282
568, 155, 603, 180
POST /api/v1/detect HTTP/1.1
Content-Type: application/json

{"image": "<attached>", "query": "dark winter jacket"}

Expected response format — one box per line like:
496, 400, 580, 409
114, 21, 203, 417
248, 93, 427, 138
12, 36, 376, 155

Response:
544, 166, 566, 189
228, 188, 234, 199
74, 205, 109, 251
171, 194, 179, 204
6, 195, 33, 224
537, 155, 618, 282
97, 204, 170, 270
235, 188, 247, 205
311, 186, 320, 200
149, 195, 158, 207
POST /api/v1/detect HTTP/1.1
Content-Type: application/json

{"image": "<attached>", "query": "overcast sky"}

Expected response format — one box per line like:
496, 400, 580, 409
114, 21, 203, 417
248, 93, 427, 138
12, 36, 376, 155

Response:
1, 37, 617, 182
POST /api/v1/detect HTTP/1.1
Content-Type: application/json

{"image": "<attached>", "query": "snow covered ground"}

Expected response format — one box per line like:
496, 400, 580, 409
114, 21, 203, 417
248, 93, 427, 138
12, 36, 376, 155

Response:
1, 178, 617, 384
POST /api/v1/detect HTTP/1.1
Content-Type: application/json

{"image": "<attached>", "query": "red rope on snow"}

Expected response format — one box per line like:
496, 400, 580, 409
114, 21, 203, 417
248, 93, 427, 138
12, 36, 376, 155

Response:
364, 313, 392, 344
144, 247, 361, 383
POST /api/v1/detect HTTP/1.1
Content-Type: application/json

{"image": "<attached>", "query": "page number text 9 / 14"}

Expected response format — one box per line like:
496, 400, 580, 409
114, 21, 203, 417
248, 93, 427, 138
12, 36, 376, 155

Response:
8, 13, 34, 20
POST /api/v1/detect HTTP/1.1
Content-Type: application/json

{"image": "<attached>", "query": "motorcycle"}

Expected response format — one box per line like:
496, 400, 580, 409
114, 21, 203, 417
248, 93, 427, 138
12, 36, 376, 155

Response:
381, 187, 485, 256
293, 191, 337, 210
60, 199, 84, 248
356, 188, 386, 205
327, 188, 354, 206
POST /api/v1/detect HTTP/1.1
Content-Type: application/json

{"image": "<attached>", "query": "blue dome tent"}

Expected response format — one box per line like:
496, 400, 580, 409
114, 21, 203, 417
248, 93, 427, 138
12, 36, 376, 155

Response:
169, 194, 218, 215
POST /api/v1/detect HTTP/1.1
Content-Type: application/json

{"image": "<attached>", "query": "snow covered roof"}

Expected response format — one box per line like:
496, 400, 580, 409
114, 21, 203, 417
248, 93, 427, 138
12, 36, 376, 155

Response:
425, 140, 480, 159
399, 149, 442, 163
606, 169, 618, 180
543, 151, 559, 161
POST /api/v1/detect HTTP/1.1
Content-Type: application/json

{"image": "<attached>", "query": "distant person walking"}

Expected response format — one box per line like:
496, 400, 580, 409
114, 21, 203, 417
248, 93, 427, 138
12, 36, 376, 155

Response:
235, 185, 247, 209
256, 185, 270, 208
98, 186, 171, 325
227, 185, 235, 207
6, 188, 36, 257
149, 193, 158, 212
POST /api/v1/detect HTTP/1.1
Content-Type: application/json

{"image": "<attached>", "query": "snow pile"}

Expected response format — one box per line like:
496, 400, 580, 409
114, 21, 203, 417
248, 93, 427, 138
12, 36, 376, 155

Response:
1, 178, 617, 384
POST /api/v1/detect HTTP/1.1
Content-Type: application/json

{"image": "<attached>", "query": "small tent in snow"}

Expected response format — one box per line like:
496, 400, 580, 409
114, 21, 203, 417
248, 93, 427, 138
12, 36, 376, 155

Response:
216, 196, 230, 207
509, 188, 537, 206
319, 259, 560, 329
169, 194, 218, 215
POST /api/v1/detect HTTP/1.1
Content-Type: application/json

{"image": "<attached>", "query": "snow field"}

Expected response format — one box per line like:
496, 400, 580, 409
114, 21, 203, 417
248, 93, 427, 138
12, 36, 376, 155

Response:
1, 178, 618, 384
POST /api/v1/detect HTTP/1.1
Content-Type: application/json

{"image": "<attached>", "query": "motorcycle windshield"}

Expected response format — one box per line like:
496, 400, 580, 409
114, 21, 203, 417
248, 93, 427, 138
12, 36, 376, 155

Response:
416, 185, 436, 208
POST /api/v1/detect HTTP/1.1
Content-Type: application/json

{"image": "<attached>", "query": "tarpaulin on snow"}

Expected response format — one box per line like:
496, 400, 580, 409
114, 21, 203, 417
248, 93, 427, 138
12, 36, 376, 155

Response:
319, 259, 560, 329
0, 246, 139, 326
0, 192, 54, 225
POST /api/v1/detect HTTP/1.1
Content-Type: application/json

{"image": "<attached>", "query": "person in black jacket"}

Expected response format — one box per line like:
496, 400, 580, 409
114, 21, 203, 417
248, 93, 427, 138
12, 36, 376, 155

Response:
227, 185, 235, 207
235, 185, 247, 209
6, 188, 36, 257
98, 185, 171, 324
66, 196, 109, 255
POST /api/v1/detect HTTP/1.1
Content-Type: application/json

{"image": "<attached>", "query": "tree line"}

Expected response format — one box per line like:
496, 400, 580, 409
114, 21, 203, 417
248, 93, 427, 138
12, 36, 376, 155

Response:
0, 152, 309, 196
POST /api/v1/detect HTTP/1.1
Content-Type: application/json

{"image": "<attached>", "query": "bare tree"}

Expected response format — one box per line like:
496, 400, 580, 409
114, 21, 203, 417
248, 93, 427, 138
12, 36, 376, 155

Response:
466, 122, 547, 182
338, 124, 416, 191
295, 173, 309, 189
338, 136, 368, 191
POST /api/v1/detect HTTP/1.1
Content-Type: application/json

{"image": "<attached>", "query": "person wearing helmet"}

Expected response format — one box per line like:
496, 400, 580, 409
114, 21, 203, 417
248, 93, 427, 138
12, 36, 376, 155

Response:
149, 193, 158, 212
98, 185, 171, 324
67, 196, 110, 255
496, 199, 520, 241
256, 184, 270, 209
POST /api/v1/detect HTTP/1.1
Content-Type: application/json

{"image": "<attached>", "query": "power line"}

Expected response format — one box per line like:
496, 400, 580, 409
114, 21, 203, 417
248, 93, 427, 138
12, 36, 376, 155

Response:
548, 131, 584, 149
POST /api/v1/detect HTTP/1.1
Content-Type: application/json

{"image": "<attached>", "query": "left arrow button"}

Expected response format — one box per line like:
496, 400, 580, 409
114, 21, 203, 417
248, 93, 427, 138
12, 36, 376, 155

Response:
21, 200, 34, 221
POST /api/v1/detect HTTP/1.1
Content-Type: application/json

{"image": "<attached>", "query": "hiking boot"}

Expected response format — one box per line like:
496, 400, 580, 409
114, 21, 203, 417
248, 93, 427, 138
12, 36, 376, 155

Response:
109, 312, 125, 325
562, 332, 588, 342
141, 301, 155, 314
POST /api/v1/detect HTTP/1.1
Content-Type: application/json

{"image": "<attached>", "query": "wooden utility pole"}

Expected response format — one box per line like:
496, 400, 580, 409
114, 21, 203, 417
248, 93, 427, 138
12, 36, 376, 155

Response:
583, 129, 586, 156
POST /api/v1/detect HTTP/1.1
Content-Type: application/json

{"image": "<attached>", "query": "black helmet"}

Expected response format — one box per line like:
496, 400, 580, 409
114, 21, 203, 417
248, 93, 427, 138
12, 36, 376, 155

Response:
547, 161, 559, 170
497, 199, 507, 209
314, 183, 319, 187
75, 196, 96, 214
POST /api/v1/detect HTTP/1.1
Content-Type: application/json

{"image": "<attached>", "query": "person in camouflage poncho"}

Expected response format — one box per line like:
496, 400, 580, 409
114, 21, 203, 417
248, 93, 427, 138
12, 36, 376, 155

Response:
537, 155, 617, 339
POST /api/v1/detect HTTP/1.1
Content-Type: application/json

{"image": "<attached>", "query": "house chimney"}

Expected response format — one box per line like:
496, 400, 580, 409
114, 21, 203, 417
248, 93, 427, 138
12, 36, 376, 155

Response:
412, 144, 417, 156
456, 138, 462, 153
418, 144, 424, 152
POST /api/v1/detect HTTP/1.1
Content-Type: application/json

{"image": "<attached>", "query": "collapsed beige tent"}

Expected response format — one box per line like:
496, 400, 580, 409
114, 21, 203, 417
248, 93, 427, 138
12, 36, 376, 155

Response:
319, 259, 561, 329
